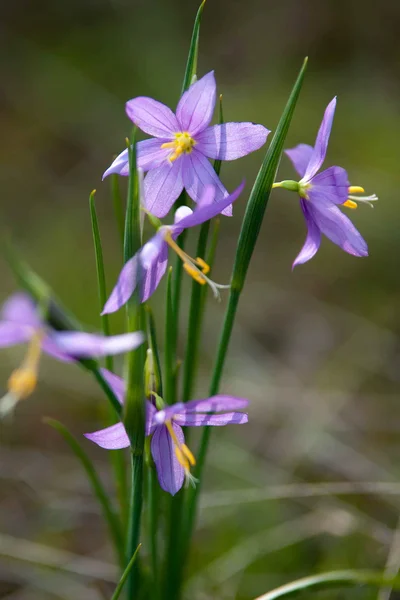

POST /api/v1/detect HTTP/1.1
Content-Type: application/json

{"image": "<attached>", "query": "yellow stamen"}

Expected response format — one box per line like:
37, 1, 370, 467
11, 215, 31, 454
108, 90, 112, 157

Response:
183, 263, 206, 284
160, 141, 176, 149
165, 420, 196, 474
7, 332, 43, 400
343, 199, 358, 210
161, 132, 196, 162
196, 257, 210, 275
174, 447, 190, 470
181, 444, 196, 466
165, 232, 208, 284
348, 186, 365, 194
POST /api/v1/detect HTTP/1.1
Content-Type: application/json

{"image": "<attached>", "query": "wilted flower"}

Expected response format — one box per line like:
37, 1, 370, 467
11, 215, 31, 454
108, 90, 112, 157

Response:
280, 97, 377, 268
0, 294, 144, 417
102, 182, 244, 314
85, 369, 249, 495
103, 71, 269, 217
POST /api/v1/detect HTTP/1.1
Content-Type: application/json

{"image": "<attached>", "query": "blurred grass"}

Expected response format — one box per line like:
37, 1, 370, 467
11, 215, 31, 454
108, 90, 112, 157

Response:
1, 0, 400, 598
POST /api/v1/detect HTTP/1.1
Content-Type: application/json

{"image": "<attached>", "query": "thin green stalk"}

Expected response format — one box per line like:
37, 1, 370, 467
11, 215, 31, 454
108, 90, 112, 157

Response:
164, 267, 175, 405
111, 173, 125, 248
44, 418, 125, 569
111, 544, 141, 600
147, 463, 160, 598
183, 57, 309, 574
145, 305, 163, 398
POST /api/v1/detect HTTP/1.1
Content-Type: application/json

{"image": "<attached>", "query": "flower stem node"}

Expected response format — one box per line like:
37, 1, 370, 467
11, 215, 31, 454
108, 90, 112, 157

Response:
273, 180, 301, 193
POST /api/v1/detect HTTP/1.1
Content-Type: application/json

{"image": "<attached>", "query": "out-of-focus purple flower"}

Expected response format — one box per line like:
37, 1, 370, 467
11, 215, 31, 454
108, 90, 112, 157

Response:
0, 294, 144, 417
283, 98, 377, 268
85, 370, 249, 495
102, 182, 245, 315
103, 71, 269, 217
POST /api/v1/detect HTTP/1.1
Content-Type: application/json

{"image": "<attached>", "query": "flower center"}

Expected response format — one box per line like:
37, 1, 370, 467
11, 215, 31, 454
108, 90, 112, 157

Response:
164, 230, 230, 300
165, 420, 196, 479
343, 186, 378, 209
161, 132, 196, 162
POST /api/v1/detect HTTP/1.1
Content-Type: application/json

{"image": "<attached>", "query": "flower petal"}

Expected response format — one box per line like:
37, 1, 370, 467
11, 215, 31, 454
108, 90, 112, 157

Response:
0, 322, 33, 347
292, 199, 321, 268
85, 423, 130, 450
176, 71, 216, 135
2, 293, 41, 328
309, 202, 368, 257
99, 368, 125, 404
182, 150, 232, 216
102, 255, 138, 314
285, 144, 314, 178
172, 181, 245, 231
137, 138, 171, 172
125, 97, 179, 138
41, 337, 75, 362
174, 411, 248, 426
182, 395, 249, 414
48, 331, 145, 358
196, 122, 270, 160
303, 97, 337, 181
308, 166, 350, 206
143, 161, 184, 218
151, 423, 185, 496
102, 149, 129, 180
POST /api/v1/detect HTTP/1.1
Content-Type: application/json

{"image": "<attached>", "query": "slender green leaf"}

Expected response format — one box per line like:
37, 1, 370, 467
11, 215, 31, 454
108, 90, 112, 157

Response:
111, 173, 125, 248
111, 544, 141, 600
164, 267, 175, 405
181, 0, 207, 94
252, 570, 400, 600
44, 418, 125, 568
145, 305, 163, 398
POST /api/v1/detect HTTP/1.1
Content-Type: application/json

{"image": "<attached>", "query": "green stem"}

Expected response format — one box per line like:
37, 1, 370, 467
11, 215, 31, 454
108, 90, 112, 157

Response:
111, 173, 125, 248
111, 544, 141, 600
164, 267, 175, 405
147, 464, 160, 598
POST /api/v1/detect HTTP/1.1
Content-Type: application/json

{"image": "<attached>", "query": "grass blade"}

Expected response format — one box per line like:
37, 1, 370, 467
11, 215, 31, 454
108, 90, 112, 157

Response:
111, 544, 141, 600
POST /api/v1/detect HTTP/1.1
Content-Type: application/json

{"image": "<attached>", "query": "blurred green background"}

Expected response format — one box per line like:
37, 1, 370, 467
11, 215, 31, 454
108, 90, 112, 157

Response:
1, 0, 400, 598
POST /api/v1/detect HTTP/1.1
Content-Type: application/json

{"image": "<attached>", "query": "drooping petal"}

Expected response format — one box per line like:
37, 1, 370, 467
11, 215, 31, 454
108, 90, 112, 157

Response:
292, 199, 321, 268
102, 149, 129, 180
303, 97, 337, 181
195, 122, 270, 160
102, 254, 138, 315
2, 293, 41, 328
0, 322, 33, 347
143, 160, 184, 218
137, 138, 171, 172
151, 423, 185, 496
285, 144, 314, 178
182, 150, 232, 216
125, 97, 179, 138
171, 181, 245, 231
176, 71, 216, 136
48, 331, 145, 358
99, 368, 125, 404
182, 395, 249, 414
85, 423, 130, 450
174, 411, 248, 427
308, 166, 350, 206
309, 202, 368, 257
41, 337, 75, 362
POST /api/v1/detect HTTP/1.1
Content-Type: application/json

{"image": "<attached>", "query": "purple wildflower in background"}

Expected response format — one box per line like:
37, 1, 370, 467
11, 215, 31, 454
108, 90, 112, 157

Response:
102, 182, 245, 315
103, 71, 269, 217
85, 369, 249, 495
0, 293, 144, 417
284, 98, 377, 268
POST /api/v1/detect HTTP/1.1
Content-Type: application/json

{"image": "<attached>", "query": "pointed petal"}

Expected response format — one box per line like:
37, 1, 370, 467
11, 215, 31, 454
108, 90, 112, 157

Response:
48, 331, 145, 358
2, 293, 41, 328
0, 323, 33, 347
143, 161, 184, 218
174, 411, 248, 426
172, 181, 245, 230
125, 97, 179, 138
183, 395, 249, 414
196, 122, 270, 160
309, 202, 368, 257
102, 149, 129, 179
102, 255, 138, 314
139, 233, 169, 302
176, 71, 216, 135
285, 144, 314, 178
151, 424, 185, 496
183, 150, 232, 216
292, 200, 321, 268
41, 337, 75, 362
308, 166, 350, 205
137, 138, 171, 172
303, 97, 337, 181
85, 423, 130, 450
99, 368, 125, 404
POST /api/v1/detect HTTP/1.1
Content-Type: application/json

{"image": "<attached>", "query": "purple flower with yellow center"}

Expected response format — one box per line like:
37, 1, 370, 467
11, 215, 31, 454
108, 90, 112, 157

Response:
103, 71, 269, 217
0, 293, 144, 417
85, 369, 249, 495
102, 182, 244, 315
277, 97, 377, 268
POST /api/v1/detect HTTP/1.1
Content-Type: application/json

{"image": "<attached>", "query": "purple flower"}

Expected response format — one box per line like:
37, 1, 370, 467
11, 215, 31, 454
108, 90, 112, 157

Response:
0, 293, 144, 417
85, 369, 249, 495
283, 98, 377, 268
103, 71, 269, 217
102, 182, 245, 315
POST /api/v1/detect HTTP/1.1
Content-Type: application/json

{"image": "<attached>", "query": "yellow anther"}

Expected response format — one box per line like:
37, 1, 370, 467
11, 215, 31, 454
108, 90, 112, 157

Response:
181, 444, 196, 466
183, 263, 206, 284
196, 257, 210, 275
174, 447, 190, 470
161, 132, 195, 162
160, 141, 176, 150
348, 186, 365, 194
166, 419, 197, 474
8, 368, 37, 399
343, 199, 358, 210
